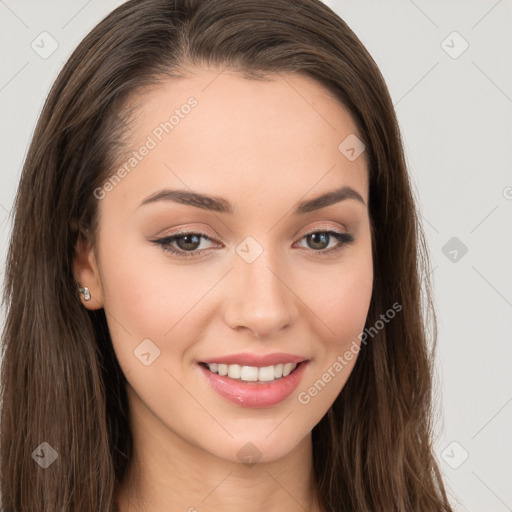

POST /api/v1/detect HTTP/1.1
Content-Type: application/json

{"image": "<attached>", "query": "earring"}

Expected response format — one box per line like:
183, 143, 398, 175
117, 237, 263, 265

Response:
79, 286, 91, 301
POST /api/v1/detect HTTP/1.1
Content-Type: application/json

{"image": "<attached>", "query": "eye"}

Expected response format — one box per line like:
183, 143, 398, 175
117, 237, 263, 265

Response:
151, 228, 355, 259
151, 231, 219, 259
294, 230, 355, 256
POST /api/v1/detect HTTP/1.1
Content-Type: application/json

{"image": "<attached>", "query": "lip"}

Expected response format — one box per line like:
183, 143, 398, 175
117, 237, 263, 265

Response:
199, 352, 307, 366
198, 360, 309, 408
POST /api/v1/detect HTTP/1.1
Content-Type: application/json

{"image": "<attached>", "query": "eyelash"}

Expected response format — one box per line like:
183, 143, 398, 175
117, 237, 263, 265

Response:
151, 229, 355, 259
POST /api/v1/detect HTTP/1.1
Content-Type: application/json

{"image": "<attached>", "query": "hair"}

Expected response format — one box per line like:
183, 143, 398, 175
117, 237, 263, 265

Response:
0, 0, 452, 510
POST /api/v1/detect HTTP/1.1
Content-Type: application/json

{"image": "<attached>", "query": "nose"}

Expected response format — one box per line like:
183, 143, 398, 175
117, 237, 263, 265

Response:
223, 249, 299, 339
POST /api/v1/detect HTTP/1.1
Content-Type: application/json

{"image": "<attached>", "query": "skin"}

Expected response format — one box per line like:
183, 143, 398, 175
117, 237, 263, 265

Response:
74, 68, 373, 512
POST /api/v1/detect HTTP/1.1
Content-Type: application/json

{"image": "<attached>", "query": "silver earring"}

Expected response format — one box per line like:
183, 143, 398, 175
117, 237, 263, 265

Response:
79, 286, 91, 301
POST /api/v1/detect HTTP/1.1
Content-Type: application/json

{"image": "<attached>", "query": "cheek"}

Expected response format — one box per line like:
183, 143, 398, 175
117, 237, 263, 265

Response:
96, 232, 212, 365
319, 272, 371, 331
294, 254, 372, 416
301, 246, 373, 350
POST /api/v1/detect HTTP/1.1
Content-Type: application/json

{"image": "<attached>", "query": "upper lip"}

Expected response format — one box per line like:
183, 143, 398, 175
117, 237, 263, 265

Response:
199, 352, 308, 367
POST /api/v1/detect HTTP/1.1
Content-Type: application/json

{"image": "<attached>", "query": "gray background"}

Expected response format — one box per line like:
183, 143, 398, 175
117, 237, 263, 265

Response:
1, 1, 511, 510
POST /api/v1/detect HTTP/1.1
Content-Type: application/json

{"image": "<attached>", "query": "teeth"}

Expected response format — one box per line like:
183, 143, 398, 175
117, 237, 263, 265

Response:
240, 365, 258, 381
282, 363, 295, 377
227, 364, 241, 379
258, 366, 275, 382
206, 362, 298, 382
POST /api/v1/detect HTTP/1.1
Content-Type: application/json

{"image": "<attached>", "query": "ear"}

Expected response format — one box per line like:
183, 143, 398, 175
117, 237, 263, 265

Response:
73, 232, 104, 310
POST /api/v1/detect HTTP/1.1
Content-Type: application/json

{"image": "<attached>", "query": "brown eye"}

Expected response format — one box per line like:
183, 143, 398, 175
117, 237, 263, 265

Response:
152, 232, 218, 259
296, 230, 355, 255
174, 234, 201, 251
306, 232, 330, 250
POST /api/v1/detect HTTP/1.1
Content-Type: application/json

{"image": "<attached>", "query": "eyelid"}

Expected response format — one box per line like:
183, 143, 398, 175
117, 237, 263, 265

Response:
299, 222, 347, 237
155, 225, 218, 239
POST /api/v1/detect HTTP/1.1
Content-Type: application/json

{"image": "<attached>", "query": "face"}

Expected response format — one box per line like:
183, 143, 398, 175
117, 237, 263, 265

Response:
76, 68, 373, 464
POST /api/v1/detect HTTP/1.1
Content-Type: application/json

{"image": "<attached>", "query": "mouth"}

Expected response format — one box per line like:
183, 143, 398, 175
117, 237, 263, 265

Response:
197, 358, 310, 408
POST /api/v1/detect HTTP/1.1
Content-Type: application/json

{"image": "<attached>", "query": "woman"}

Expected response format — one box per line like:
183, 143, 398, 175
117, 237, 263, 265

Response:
0, 0, 453, 510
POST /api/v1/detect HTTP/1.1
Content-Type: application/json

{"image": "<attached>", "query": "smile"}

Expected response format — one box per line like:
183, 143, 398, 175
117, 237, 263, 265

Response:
198, 359, 309, 408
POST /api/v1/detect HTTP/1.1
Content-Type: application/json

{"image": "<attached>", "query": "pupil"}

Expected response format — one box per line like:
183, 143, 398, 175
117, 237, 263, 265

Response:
178, 234, 200, 251
308, 232, 329, 250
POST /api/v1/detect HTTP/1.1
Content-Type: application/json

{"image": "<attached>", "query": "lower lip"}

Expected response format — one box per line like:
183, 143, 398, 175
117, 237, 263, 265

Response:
198, 361, 309, 408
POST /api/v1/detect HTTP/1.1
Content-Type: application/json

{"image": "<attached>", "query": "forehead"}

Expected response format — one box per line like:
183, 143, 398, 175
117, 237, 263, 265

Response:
106, 68, 369, 213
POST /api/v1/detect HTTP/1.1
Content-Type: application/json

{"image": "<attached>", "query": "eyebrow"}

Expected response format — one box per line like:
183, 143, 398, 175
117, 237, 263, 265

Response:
138, 185, 365, 214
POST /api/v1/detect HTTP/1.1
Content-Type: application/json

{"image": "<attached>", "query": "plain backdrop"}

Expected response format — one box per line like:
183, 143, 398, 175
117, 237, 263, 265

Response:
1, 1, 511, 510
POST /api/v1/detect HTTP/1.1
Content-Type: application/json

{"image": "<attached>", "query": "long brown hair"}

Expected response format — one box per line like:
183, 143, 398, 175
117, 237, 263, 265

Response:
1, 0, 452, 510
